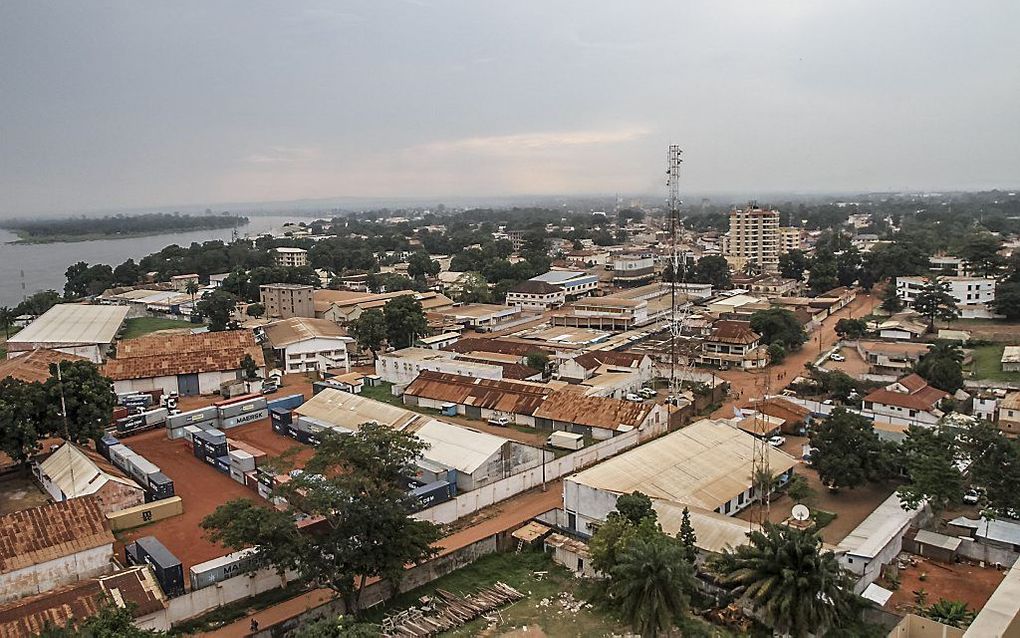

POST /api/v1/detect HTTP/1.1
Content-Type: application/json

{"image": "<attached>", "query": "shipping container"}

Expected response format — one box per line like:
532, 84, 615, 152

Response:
140, 407, 169, 427
127, 456, 161, 485
119, 392, 153, 408
108, 444, 135, 471
266, 393, 305, 412
228, 450, 256, 472
182, 425, 204, 443
96, 434, 120, 460
166, 427, 186, 440
214, 455, 230, 473
147, 472, 175, 500
229, 466, 245, 484
115, 415, 147, 435
112, 406, 130, 420
132, 536, 185, 598
411, 480, 456, 511
214, 392, 261, 408
256, 481, 272, 500
189, 548, 265, 590
547, 431, 585, 450
202, 428, 227, 444
109, 497, 182, 531
166, 406, 218, 429
270, 408, 291, 434
220, 408, 268, 429
218, 397, 268, 420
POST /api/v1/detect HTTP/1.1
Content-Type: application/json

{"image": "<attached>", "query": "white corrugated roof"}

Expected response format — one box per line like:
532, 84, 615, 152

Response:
9, 304, 129, 346
411, 420, 509, 475
568, 419, 797, 512
654, 499, 756, 554
837, 492, 923, 559
37, 443, 139, 498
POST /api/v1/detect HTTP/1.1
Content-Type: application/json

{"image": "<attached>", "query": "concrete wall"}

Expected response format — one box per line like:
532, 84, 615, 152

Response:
955, 537, 1020, 567
888, 613, 965, 638
0, 545, 113, 604
414, 426, 646, 526
166, 566, 299, 625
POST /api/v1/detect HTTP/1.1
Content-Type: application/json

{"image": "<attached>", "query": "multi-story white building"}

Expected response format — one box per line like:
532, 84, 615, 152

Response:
778, 227, 804, 254
505, 280, 565, 311
611, 251, 656, 286
895, 276, 999, 319
273, 247, 308, 268
723, 206, 781, 273
262, 317, 353, 374
529, 270, 600, 299
929, 255, 972, 277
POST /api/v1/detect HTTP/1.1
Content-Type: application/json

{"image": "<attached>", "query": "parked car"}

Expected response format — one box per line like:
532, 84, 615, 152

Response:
963, 489, 981, 505
487, 416, 510, 427
638, 387, 656, 399
261, 383, 279, 395
767, 435, 786, 447
718, 363, 730, 371
624, 393, 643, 403
829, 353, 846, 362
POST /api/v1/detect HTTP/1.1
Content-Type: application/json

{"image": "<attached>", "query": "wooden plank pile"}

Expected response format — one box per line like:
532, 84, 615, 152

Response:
382, 581, 525, 637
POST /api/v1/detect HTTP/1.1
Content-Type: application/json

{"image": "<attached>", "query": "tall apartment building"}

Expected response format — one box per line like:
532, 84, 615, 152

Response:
723, 206, 780, 273
259, 283, 315, 319
778, 227, 804, 254
273, 247, 308, 268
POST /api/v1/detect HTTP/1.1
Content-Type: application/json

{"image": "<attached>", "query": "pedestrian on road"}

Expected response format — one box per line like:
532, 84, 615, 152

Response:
250, 618, 259, 634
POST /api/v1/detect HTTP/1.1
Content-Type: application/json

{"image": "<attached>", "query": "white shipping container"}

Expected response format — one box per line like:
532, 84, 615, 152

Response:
229, 467, 246, 484
547, 431, 585, 450
189, 548, 262, 590
228, 450, 256, 472
220, 408, 268, 429
167, 427, 186, 440
108, 444, 135, 471
182, 425, 204, 442
257, 481, 272, 500
129, 457, 161, 482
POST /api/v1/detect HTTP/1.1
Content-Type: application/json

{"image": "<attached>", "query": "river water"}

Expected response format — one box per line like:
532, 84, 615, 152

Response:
0, 215, 317, 307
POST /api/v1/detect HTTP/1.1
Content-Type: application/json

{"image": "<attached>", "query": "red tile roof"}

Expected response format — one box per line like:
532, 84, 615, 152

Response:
104, 330, 264, 381
864, 374, 947, 411
0, 498, 113, 574
509, 280, 563, 295
0, 350, 87, 384
708, 320, 760, 345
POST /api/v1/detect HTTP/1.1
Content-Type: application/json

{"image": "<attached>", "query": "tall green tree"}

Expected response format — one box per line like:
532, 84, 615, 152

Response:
750, 308, 807, 351
708, 524, 856, 638
912, 276, 959, 329
195, 290, 238, 331
610, 533, 693, 638
915, 341, 964, 393
202, 424, 442, 615
676, 507, 698, 564
349, 308, 387, 358
0, 378, 47, 463
880, 282, 903, 313
779, 249, 809, 281
615, 492, 656, 526
991, 282, 1020, 320
382, 295, 426, 349
809, 408, 894, 490
406, 252, 440, 281
43, 360, 116, 444
958, 233, 1004, 277
691, 256, 731, 290
808, 250, 840, 296
960, 420, 1020, 516
835, 318, 868, 340
0, 306, 14, 339
898, 425, 964, 513
453, 272, 491, 303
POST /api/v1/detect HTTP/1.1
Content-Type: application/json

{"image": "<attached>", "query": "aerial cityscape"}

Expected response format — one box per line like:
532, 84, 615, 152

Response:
1, 2, 1019, 637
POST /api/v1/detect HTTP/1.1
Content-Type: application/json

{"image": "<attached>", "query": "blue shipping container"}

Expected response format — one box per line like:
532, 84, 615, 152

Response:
267, 393, 305, 411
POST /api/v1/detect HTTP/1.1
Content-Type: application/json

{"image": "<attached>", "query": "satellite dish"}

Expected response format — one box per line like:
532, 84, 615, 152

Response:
791, 504, 811, 521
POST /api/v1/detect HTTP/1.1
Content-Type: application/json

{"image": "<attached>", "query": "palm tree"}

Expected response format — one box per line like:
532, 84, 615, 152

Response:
185, 279, 200, 307
708, 524, 855, 637
609, 535, 693, 637
923, 598, 975, 628
0, 306, 14, 339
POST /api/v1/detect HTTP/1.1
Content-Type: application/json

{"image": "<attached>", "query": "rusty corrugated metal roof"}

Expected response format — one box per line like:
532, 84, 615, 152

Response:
535, 391, 656, 430
404, 371, 550, 415
0, 497, 113, 575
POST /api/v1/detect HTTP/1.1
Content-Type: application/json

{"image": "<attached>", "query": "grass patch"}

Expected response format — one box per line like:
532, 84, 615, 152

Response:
169, 579, 308, 635
360, 381, 406, 407
121, 316, 198, 340
362, 551, 734, 637
811, 509, 838, 530
967, 344, 1020, 382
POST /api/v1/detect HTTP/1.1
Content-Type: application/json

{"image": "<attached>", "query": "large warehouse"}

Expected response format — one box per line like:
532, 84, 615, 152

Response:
5, 304, 129, 363
103, 330, 266, 396
563, 418, 797, 537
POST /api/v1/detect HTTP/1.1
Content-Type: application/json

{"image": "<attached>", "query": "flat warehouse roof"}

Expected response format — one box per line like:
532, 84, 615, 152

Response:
8, 304, 129, 346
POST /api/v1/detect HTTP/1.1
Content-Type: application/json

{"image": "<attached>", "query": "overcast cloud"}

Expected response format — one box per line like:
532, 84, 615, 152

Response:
1, 1, 1018, 215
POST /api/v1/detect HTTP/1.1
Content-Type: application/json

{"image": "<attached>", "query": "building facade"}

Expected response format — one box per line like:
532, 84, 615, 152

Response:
505, 281, 565, 312
723, 206, 781, 273
895, 276, 999, 319
612, 251, 656, 286
259, 284, 315, 319
273, 247, 308, 267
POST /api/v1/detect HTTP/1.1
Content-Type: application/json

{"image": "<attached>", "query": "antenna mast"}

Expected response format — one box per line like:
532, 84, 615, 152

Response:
751, 350, 773, 530
666, 145, 693, 407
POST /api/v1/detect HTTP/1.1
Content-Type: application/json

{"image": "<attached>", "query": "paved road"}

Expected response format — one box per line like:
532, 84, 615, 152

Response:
202, 483, 562, 637
712, 291, 879, 418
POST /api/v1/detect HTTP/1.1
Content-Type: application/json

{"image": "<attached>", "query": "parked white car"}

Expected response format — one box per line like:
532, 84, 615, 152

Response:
487, 416, 510, 427
829, 353, 846, 362
638, 387, 656, 399
767, 435, 787, 447
625, 393, 643, 402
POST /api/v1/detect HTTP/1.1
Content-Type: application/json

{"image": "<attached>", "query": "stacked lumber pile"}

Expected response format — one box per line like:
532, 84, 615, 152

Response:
382, 582, 525, 637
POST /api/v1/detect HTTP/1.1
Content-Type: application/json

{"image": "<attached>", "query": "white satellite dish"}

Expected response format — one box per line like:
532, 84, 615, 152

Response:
791, 504, 811, 521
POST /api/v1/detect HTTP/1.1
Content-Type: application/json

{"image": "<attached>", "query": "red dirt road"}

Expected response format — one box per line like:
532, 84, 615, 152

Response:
713, 291, 879, 416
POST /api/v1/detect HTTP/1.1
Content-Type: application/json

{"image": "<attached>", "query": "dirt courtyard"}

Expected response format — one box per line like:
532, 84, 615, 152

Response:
0, 473, 50, 515
885, 555, 1005, 615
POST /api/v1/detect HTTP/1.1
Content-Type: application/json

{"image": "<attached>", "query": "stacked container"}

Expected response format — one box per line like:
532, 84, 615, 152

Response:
125, 536, 185, 598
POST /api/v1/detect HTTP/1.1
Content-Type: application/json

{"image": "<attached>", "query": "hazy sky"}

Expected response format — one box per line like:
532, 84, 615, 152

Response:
2, 1, 1019, 215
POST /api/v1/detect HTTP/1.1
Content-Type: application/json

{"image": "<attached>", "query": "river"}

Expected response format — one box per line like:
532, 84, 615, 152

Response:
0, 215, 318, 307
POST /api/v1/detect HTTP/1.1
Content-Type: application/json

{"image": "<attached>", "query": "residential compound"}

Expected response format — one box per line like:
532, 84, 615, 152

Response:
895, 275, 999, 319
261, 317, 352, 374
